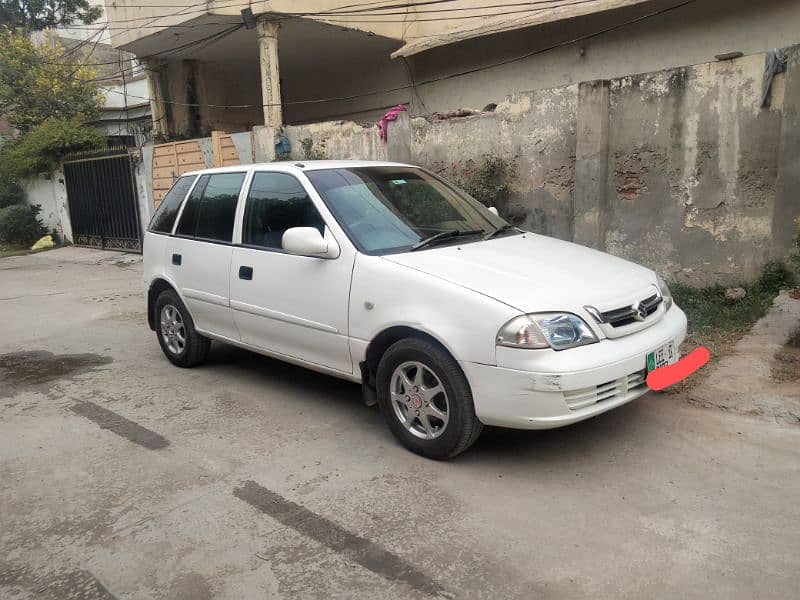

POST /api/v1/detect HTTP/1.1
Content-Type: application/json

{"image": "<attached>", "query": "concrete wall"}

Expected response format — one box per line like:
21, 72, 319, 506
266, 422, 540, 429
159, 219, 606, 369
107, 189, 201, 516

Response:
280, 34, 411, 126
275, 49, 799, 284
100, 43, 800, 282
408, 0, 800, 115
195, 62, 263, 134
282, 120, 389, 162
24, 170, 72, 242
604, 54, 784, 284
411, 88, 578, 240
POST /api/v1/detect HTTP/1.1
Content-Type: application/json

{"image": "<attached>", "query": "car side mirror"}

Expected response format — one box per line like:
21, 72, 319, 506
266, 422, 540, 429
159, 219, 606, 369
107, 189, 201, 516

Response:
488, 206, 499, 216
282, 227, 339, 258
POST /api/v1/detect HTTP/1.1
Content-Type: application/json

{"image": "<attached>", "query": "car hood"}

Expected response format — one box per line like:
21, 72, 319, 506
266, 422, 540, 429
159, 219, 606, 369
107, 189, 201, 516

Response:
382, 233, 657, 313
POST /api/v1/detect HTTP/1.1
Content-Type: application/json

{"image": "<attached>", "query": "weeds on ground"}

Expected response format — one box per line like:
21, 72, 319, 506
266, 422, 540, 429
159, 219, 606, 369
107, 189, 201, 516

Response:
789, 217, 800, 297
0, 242, 29, 258
788, 323, 800, 348
772, 322, 800, 383
671, 262, 795, 378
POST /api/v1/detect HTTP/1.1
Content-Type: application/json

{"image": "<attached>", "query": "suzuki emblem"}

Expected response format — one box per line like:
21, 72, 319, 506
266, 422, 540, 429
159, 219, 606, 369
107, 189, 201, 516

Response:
632, 302, 647, 322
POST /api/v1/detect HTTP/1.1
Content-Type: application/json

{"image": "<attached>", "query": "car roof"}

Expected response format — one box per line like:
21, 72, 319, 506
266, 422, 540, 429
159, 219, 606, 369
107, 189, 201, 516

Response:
181, 160, 415, 177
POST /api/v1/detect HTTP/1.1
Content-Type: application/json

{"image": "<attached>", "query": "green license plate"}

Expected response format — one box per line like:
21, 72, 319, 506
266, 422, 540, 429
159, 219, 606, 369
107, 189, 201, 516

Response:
647, 341, 676, 372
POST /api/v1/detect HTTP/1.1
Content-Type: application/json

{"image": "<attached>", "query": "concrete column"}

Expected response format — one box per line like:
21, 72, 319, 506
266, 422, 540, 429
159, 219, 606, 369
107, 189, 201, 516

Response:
252, 125, 278, 163
257, 18, 283, 127
573, 80, 611, 250
773, 45, 800, 258
386, 111, 412, 164
144, 61, 167, 138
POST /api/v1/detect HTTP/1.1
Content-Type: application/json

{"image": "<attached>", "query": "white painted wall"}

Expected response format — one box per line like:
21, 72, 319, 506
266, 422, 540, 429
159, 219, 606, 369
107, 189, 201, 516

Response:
24, 170, 73, 243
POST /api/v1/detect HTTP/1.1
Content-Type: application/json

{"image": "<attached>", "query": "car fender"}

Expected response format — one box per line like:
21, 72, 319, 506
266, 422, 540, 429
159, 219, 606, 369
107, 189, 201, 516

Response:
349, 254, 519, 366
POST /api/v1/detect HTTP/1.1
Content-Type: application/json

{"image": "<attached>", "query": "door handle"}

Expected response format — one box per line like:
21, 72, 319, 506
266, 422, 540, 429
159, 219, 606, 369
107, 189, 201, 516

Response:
239, 266, 253, 280
172, 253, 182, 265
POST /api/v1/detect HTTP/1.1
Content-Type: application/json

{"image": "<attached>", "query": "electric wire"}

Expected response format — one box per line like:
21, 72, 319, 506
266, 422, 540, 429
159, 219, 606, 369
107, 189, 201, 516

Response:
91, 0, 696, 110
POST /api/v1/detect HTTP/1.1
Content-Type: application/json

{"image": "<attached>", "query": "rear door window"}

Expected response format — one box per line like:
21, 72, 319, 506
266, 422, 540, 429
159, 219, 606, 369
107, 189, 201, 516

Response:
148, 175, 196, 234
196, 173, 246, 242
175, 175, 208, 237
175, 172, 245, 242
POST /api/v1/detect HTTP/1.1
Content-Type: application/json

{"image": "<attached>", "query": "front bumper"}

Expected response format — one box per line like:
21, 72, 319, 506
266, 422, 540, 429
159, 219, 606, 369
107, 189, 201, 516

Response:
460, 306, 687, 429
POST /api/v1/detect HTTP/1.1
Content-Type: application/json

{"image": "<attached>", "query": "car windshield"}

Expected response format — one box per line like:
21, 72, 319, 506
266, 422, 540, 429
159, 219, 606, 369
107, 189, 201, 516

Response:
305, 166, 512, 255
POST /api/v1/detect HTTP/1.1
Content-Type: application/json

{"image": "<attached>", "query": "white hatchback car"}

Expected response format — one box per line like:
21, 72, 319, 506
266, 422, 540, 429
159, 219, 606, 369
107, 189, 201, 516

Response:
144, 160, 687, 459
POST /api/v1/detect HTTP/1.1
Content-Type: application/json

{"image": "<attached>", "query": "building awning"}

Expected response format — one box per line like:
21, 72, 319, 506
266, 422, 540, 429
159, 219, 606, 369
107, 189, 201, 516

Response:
391, 0, 655, 58
91, 103, 151, 123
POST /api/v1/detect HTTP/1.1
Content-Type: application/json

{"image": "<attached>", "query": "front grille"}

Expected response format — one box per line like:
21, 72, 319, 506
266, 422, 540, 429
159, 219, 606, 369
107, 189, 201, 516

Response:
563, 370, 647, 411
600, 293, 662, 328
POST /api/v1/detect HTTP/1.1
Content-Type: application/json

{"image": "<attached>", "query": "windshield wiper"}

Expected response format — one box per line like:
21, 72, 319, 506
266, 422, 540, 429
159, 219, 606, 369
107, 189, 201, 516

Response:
484, 224, 517, 240
410, 229, 484, 251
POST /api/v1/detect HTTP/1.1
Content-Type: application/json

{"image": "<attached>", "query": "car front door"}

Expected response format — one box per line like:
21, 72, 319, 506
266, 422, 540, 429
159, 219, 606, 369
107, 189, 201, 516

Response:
167, 171, 245, 341
229, 170, 355, 374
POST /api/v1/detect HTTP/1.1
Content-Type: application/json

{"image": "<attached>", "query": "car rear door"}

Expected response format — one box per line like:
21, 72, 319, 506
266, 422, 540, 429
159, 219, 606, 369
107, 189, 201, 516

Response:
167, 171, 246, 341
229, 170, 355, 374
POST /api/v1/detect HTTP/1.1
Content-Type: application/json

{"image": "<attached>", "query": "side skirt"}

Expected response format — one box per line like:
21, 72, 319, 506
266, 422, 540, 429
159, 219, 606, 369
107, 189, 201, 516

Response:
195, 329, 362, 384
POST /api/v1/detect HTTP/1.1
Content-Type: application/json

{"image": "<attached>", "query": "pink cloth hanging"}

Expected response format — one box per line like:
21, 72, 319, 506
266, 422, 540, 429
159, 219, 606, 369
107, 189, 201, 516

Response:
377, 104, 408, 142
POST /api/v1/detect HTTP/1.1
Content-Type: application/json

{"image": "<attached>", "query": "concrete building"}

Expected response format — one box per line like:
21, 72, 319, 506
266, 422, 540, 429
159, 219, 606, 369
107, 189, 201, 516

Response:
53, 0, 153, 145
102, 0, 800, 131
80, 0, 800, 283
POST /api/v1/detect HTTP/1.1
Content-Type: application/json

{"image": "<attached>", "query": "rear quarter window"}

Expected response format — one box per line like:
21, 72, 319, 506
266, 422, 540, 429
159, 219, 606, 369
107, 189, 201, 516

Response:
148, 176, 196, 234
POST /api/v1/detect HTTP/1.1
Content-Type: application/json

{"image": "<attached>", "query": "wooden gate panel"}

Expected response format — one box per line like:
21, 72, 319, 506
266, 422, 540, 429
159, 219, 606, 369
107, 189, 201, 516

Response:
151, 133, 251, 207
152, 140, 205, 207
212, 131, 249, 167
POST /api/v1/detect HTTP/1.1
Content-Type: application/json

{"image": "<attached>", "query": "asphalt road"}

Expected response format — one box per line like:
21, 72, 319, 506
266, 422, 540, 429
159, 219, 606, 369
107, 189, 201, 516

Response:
1, 247, 799, 599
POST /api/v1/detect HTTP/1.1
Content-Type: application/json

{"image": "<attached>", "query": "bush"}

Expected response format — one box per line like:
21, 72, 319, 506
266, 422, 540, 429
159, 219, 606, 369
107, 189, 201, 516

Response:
756, 261, 795, 294
791, 217, 800, 278
0, 177, 24, 208
0, 204, 45, 246
0, 118, 105, 179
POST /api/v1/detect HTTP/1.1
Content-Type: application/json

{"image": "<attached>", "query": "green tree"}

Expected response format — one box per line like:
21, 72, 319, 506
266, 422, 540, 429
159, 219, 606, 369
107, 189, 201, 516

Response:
1, 116, 103, 177
0, 28, 103, 133
0, 0, 102, 31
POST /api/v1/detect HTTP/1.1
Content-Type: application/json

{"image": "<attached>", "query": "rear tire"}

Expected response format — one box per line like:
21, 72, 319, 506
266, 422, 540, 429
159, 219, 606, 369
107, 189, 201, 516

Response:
376, 338, 482, 459
155, 289, 210, 368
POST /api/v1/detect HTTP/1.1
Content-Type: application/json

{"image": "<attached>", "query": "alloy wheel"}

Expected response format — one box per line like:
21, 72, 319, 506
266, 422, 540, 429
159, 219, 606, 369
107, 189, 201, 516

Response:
160, 304, 186, 355
389, 361, 450, 439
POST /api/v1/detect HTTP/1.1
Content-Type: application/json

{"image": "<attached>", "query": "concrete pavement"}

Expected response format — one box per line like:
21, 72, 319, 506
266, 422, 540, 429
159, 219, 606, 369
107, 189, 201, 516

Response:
1, 247, 799, 599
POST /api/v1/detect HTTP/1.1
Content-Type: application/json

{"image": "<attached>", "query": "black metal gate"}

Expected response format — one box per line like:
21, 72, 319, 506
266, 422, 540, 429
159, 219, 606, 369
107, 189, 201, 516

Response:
63, 147, 142, 252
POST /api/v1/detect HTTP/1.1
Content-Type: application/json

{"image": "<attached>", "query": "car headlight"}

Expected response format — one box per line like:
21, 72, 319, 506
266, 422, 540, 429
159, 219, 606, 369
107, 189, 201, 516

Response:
496, 313, 599, 351
656, 275, 674, 311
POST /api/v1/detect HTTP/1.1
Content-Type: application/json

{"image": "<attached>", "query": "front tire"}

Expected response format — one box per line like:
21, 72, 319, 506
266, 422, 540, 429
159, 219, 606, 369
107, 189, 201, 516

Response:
155, 289, 210, 368
376, 338, 482, 459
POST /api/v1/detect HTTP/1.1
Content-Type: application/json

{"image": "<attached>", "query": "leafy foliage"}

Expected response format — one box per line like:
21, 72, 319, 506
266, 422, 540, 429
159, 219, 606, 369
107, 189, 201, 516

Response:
0, 176, 24, 208
791, 217, 800, 278
300, 138, 326, 160
0, 117, 103, 179
442, 155, 526, 224
0, 203, 44, 245
0, 28, 103, 133
757, 261, 795, 293
458, 155, 515, 210
0, 0, 102, 31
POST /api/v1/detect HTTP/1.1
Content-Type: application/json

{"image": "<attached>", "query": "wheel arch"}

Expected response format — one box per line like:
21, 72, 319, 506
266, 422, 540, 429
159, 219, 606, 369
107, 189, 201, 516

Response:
361, 325, 458, 388
147, 277, 178, 330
